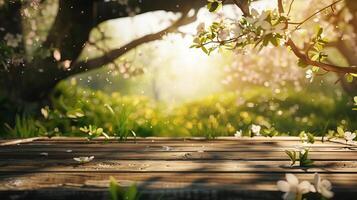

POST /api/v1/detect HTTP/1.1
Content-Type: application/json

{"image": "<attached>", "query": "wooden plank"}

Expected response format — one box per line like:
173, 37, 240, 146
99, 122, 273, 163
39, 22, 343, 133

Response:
1, 151, 357, 160
1, 160, 357, 173
1, 137, 357, 200
0, 137, 44, 146
1, 172, 357, 191
2, 145, 355, 153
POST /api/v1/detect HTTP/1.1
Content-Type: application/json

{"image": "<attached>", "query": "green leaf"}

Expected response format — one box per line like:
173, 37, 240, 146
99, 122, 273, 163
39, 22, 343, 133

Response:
307, 133, 315, 144
109, 176, 120, 200
96, 128, 103, 135
66, 108, 85, 118
105, 104, 115, 115
337, 126, 344, 136
312, 66, 319, 72
297, 59, 308, 68
301, 159, 314, 167
270, 36, 279, 47
125, 184, 138, 200
102, 132, 110, 139
315, 25, 323, 38
285, 150, 296, 166
207, 0, 222, 12
346, 73, 354, 83
201, 46, 209, 54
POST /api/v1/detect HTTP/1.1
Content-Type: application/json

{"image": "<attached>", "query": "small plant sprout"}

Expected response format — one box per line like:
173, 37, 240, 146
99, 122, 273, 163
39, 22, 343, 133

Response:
285, 147, 314, 167
234, 130, 242, 137
109, 176, 139, 200
80, 125, 109, 140
336, 126, 345, 138
299, 131, 315, 144
344, 131, 356, 144
299, 132, 308, 144
314, 173, 334, 199
261, 127, 278, 137
66, 108, 85, 119
277, 173, 315, 200
73, 156, 94, 164
285, 150, 297, 166
251, 124, 261, 136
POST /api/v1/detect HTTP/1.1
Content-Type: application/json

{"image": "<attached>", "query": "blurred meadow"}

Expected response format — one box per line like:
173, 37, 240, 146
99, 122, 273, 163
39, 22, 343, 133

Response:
1, 0, 356, 139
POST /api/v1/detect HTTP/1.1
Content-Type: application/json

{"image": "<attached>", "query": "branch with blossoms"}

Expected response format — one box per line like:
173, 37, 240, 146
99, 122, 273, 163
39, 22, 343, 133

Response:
193, 0, 357, 83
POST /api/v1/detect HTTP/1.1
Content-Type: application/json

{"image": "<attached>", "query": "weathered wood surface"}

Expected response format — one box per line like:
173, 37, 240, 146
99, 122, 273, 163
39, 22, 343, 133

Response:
0, 137, 357, 200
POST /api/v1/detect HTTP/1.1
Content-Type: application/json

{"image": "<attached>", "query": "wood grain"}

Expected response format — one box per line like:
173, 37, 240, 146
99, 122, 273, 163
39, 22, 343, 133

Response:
0, 137, 356, 200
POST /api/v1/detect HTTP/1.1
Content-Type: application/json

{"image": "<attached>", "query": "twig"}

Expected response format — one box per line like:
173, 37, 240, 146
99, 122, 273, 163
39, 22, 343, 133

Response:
287, 0, 295, 16
292, 0, 343, 30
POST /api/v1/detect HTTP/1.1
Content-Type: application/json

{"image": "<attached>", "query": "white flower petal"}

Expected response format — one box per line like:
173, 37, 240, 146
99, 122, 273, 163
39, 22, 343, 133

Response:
260, 21, 271, 30
299, 181, 312, 194
274, 23, 286, 30
286, 173, 299, 186
321, 188, 334, 198
277, 181, 290, 192
321, 179, 332, 190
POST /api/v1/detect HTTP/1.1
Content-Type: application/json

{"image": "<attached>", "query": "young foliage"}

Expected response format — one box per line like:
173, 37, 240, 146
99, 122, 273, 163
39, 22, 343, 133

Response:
80, 125, 109, 140
109, 177, 139, 200
285, 148, 314, 167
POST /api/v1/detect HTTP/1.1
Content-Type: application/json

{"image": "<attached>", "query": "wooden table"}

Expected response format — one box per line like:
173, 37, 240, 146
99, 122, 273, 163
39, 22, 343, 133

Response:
1, 137, 357, 200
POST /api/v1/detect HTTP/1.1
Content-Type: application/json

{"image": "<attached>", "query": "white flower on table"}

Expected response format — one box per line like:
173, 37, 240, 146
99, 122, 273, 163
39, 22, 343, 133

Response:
277, 173, 315, 200
344, 131, 356, 144
251, 124, 261, 136
73, 156, 94, 163
234, 130, 242, 137
162, 146, 172, 151
314, 173, 334, 199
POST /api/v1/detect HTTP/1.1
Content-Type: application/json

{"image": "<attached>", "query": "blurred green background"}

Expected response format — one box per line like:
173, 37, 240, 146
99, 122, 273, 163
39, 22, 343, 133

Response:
1, 0, 356, 139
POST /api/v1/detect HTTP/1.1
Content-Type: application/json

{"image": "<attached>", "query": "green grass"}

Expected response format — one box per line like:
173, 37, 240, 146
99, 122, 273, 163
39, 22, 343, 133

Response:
1, 82, 356, 138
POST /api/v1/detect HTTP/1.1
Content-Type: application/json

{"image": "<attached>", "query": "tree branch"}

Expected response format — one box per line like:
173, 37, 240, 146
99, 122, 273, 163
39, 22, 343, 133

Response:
286, 38, 357, 74
277, 0, 284, 14
67, 10, 197, 78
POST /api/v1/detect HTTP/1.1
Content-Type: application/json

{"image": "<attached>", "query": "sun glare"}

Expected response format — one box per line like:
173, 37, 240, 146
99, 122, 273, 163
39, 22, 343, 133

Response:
105, 0, 278, 103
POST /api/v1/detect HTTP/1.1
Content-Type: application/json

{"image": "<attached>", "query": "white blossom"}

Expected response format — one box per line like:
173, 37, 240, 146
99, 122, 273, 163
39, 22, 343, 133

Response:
277, 173, 315, 200
218, 29, 230, 41
53, 49, 61, 61
344, 131, 356, 143
251, 124, 261, 136
313, 173, 334, 199
196, 22, 205, 33
234, 130, 242, 137
305, 69, 313, 82
4, 33, 22, 48
73, 156, 94, 163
